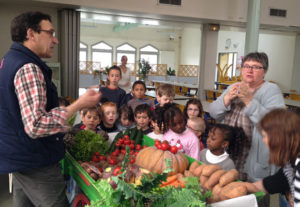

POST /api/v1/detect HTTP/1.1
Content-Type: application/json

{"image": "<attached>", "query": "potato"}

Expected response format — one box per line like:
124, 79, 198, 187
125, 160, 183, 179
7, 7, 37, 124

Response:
193, 164, 206, 177
219, 169, 239, 187
199, 175, 209, 186
184, 170, 195, 177
205, 169, 226, 190
220, 182, 247, 201
189, 161, 200, 172
201, 164, 221, 177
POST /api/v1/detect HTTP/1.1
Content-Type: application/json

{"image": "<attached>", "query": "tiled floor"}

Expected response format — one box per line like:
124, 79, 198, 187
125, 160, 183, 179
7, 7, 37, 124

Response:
0, 174, 280, 207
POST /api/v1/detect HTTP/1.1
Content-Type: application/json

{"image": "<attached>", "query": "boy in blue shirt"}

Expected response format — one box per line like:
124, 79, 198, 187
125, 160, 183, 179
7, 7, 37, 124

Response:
100, 65, 126, 108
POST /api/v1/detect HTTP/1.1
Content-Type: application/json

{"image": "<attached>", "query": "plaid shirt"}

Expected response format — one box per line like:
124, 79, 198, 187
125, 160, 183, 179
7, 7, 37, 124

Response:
224, 97, 252, 181
14, 63, 69, 138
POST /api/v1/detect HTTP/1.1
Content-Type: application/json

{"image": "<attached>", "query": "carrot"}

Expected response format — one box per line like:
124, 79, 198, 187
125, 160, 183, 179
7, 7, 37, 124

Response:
161, 175, 178, 186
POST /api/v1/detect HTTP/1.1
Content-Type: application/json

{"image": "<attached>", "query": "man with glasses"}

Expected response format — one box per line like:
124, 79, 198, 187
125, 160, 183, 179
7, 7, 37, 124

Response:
209, 52, 285, 207
0, 11, 101, 206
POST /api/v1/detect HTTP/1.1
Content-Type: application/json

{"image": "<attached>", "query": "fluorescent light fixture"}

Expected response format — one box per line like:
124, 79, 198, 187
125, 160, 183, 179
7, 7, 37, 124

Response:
80, 13, 87, 19
118, 17, 136, 23
142, 19, 159, 26
93, 14, 112, 21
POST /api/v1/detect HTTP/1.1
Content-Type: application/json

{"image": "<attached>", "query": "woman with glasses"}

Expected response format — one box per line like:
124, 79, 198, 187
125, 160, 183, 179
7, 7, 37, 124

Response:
209, 52, 285, 207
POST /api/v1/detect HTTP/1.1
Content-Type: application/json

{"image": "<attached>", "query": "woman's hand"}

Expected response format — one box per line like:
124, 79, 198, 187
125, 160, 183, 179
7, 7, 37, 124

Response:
237, 82, 254, 107
224, 83, 239, 107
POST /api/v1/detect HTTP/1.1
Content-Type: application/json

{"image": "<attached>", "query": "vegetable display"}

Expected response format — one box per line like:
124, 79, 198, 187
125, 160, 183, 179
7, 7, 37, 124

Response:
68, 130, 109, 161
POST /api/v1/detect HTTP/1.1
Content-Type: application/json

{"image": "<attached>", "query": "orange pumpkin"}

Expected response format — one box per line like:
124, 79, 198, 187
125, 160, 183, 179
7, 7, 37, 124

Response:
135, 146, 189, 176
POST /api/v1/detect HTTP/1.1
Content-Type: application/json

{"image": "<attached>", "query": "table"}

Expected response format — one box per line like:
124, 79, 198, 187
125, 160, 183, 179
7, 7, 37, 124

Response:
285, 99, 300, 108
152, 80, 199, 89
145, 91, 192, 100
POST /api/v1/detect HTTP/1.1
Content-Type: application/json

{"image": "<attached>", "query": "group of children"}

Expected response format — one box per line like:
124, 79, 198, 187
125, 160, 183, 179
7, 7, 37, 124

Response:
70, 65, 251, 176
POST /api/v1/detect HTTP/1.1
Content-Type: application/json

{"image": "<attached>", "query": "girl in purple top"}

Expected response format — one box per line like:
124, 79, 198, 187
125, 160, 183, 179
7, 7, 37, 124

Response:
162, 103, 200, 160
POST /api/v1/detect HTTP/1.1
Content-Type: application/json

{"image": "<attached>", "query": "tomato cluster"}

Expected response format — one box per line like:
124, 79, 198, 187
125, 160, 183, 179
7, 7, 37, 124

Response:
154, 140, 178, 154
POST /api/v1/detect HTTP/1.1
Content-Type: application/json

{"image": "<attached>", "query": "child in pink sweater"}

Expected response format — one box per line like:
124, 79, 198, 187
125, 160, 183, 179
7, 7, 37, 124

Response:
162, 103, 200, 160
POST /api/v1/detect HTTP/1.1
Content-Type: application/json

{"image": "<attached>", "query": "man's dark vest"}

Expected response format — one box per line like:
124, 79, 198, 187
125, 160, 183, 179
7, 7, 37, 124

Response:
0, 42, 65, 173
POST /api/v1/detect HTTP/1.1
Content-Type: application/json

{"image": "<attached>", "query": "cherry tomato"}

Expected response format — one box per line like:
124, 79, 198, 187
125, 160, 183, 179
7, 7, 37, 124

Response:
162, 140, 169, 145
130, 140, 135, 145
135, 144, 142, 151
97, 167, 103, 172
92, 155, 99, 163
118, 138, 124, 144
156, 143, 162, 150
170, 146, 178, 154
107, 157, 117, 165
143, 145, 147, 149
113, 166, 122, 176
124, 135, 129, 140
124, 139, 130, 145
161, 142, 169, 151
115, 141, 121, 148
154, 140, 161, 147
129, 143, 135, 150
130, 157, 135, 164
121, 149, 126, 155
129, 150, 134, 155
134, 151, 139, 157
94, 151, 100, 156
98, 155, 106, 161
111, 150, 119, 157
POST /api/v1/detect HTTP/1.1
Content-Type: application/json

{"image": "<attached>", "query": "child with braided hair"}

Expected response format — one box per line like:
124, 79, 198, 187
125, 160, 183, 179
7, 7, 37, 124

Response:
162, 103, 200, 160
200, 123, 251, 176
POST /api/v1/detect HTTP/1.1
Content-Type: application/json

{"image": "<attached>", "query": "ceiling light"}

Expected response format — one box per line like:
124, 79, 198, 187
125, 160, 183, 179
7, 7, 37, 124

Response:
118, 17, 136, 23
142, 19, 159, 26
93, 14, 112, 21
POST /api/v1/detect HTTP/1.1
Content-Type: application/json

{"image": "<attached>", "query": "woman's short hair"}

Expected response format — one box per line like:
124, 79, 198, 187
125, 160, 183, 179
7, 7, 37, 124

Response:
259, 108, 300, 167
242, 52, 269, 71
11, 11, 51, 43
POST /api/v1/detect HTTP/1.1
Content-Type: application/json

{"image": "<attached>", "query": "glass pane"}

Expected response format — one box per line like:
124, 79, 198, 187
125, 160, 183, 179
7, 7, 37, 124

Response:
80, 51, 87, 61
92, 42, 112, 50
140, 54, 157, 65
79, 51, 87, 70
140, 45, 158, 52
117, 44, 136, 51
80, 43, 87, 49
92, 52, 112, 70
117, 53, 135, 64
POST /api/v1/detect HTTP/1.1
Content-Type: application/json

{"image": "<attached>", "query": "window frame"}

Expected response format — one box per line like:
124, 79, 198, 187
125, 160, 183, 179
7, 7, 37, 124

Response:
91, 41, 113, 70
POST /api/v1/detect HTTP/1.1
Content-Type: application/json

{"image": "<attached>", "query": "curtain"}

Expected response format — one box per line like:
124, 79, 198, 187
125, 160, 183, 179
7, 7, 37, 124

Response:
59, 9, 80, 99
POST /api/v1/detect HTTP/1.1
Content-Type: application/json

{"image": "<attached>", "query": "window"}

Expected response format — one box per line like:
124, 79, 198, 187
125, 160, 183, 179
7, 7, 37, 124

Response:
91, 41, 113, 70
116, 43, 136, 73
139, 45, 159, 72
79, 42, 88, 70
215, 52, 238, 87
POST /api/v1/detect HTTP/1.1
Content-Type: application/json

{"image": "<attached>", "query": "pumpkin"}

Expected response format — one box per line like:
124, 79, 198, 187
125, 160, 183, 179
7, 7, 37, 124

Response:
135, 146, 189, 176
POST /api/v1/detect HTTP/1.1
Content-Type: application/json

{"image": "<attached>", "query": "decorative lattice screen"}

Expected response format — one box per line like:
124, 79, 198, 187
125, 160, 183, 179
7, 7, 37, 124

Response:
177, 65, 199, 77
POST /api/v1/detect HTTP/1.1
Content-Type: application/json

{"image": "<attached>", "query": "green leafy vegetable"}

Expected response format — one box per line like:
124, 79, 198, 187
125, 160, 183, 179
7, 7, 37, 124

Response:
69, 130, 109, 161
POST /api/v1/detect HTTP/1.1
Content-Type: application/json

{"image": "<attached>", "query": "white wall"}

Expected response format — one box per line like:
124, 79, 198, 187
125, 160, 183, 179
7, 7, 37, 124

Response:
0, 3, 59, 62
291, 35, 300, 92
180, 27, 201, 65
258, 32, 296, 90
215, 28, 297, 90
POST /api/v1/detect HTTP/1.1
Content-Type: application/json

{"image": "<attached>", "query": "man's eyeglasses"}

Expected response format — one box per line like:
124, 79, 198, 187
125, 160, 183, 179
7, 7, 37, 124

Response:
39, 29, 56, 37
242, 65, 264, 71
